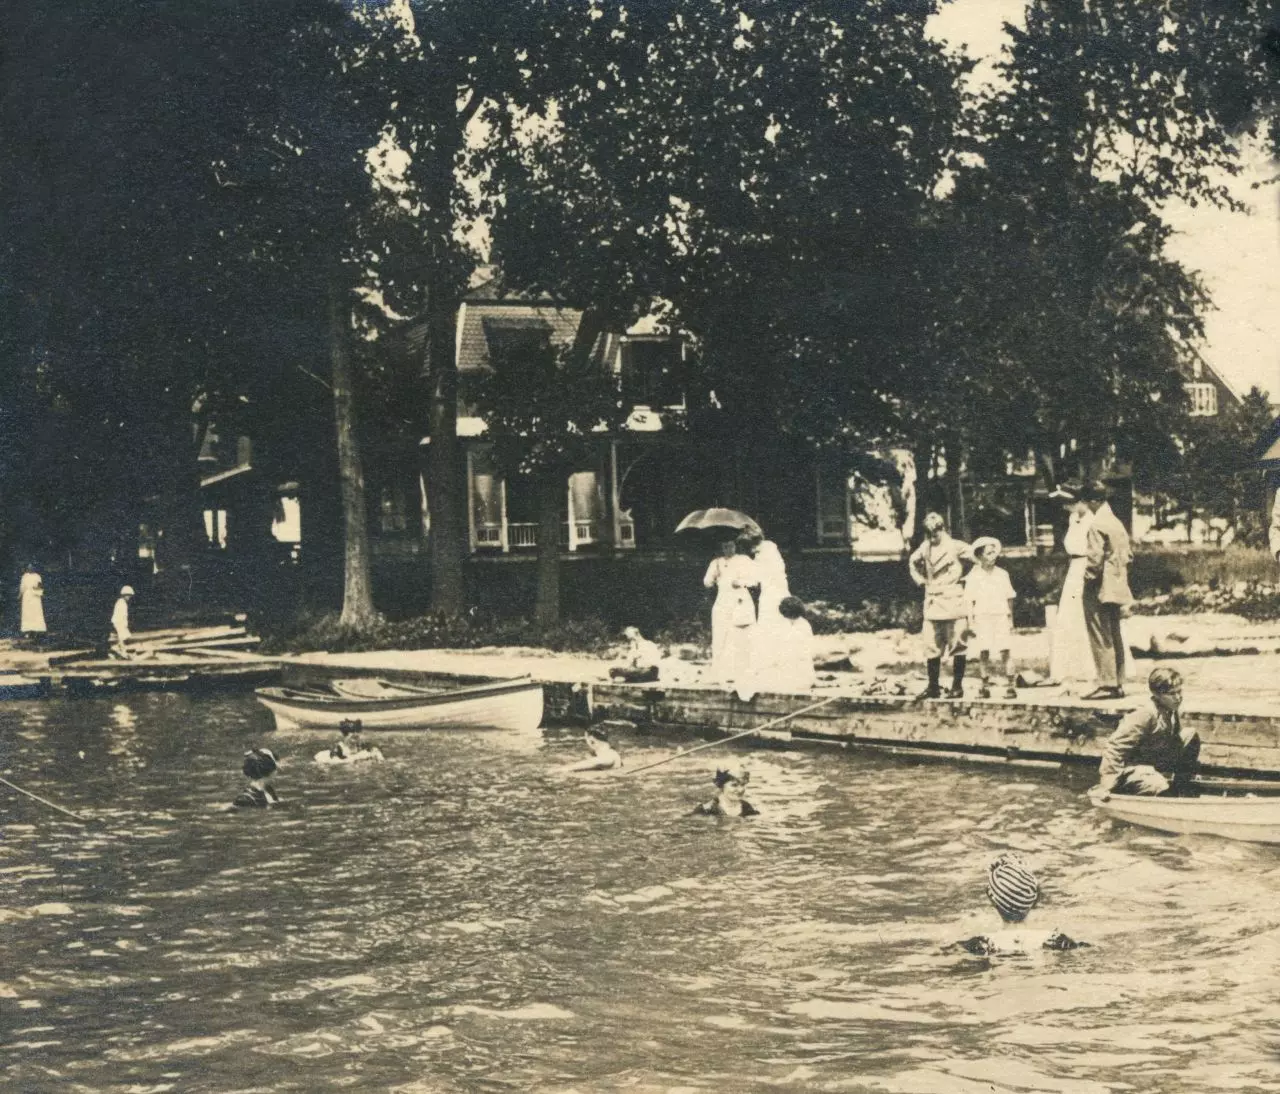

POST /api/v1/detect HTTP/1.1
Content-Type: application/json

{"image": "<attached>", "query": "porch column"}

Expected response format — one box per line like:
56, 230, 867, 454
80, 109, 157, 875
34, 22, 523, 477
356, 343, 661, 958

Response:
566, 476, 578, 553
499, 477, 510, 553
465, 448, 477, 553
610, 442, 623, 549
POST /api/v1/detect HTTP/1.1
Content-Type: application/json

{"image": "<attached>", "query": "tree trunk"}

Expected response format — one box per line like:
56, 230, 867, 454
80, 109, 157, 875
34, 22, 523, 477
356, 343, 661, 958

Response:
534, 470, 562, 627
329, 282, 377, 629
425, 278, 464, 615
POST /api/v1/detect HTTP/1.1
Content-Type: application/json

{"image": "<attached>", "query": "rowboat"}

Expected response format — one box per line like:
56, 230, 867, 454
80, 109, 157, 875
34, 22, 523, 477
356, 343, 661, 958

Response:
1088, 787, 1280, 844
255, 677, 544, 733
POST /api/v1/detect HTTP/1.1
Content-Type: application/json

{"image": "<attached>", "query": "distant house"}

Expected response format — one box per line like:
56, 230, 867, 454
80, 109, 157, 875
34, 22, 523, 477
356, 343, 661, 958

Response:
1131, 357, 1245, 545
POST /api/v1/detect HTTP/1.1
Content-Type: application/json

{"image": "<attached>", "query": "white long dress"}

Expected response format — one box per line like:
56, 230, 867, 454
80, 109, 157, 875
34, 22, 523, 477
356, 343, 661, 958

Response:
18, 572, 46, 634
749, 540, 792, 686
703, 554, 757, 688
1050, 513, 1095, 688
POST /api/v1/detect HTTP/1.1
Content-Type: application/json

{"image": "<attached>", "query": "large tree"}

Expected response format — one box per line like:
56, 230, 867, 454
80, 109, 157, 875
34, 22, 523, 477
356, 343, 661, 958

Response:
487, 0, 967, 495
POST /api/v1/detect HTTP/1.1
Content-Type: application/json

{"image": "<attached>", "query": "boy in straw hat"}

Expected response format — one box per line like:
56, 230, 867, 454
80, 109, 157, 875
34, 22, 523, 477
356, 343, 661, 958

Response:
964, 537, 1018, 699
953, 852, 1086, 956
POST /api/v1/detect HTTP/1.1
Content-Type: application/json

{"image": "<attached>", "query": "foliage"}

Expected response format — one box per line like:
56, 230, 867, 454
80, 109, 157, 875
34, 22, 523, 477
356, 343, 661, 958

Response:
1137, 386, 1275, 539
488, 0, 967, 450
263, 609, 620, 655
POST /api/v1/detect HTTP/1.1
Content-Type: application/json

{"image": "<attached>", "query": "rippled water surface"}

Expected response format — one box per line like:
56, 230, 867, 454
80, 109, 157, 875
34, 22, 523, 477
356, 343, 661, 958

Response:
3, 693, 1280, 1093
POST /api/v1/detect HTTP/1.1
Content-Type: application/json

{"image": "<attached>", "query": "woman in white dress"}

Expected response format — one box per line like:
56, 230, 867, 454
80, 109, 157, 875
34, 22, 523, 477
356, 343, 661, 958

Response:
1050, 492, 1095, 692
18, 564, 46, 639
739, 531, 791, 688
703, 538, 758, 689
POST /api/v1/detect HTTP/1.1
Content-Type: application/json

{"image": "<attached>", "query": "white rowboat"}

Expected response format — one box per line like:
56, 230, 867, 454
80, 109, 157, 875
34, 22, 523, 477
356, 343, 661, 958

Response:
256, 677, 544, 733
1089, 787, 1280, 844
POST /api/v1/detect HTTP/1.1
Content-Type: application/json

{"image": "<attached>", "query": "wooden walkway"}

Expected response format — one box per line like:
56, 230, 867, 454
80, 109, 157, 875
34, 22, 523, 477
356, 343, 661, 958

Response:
581, 682, 1280, 780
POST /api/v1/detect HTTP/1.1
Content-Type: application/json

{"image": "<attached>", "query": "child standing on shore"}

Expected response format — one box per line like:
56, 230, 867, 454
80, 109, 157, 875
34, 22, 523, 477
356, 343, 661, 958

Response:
965, 538, 1017, 699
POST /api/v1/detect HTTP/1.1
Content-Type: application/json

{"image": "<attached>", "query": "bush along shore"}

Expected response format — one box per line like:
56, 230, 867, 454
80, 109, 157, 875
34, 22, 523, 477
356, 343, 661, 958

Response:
264, 547, 1280, 656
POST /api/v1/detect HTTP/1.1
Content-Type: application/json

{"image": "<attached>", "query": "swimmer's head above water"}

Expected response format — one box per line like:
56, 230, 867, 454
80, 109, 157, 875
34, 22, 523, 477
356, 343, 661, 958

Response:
243, 747, 279, 781
986, 852, 1040, 923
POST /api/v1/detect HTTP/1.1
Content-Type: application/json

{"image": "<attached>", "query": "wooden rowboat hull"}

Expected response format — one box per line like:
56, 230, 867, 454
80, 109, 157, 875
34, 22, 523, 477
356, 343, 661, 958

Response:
255, 679, 544, 733
1090, 790, 1280, 844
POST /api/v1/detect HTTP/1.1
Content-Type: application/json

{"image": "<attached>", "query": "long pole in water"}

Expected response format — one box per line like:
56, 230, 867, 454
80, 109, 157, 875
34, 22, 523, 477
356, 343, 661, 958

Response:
620, 695, 839, 778
0, 775, 90, 824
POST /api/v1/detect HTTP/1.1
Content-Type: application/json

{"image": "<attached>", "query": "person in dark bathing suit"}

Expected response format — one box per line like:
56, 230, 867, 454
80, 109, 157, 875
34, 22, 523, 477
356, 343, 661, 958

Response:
234, 748, 282, 808
693, 768, 759, 817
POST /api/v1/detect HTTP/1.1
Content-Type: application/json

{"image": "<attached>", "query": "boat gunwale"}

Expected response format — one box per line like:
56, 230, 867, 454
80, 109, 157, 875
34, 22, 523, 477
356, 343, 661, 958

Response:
256, 677, 541, 714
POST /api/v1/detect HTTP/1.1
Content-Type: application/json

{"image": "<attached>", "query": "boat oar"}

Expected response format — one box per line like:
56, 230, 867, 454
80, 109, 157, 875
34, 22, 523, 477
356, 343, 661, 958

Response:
0, 775, 91, 824
619, 696, 838, 778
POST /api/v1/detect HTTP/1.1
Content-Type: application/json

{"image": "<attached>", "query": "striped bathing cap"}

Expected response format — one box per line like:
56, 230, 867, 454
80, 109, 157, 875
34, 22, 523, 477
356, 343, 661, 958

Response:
986, 852, 1040, 922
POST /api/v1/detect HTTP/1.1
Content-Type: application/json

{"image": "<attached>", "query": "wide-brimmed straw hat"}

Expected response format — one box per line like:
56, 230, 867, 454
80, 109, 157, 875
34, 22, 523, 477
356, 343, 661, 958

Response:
971, 536, 1002, 558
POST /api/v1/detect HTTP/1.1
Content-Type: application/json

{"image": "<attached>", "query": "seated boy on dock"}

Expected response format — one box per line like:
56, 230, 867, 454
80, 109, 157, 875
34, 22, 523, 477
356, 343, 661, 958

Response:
1094, 668, 1199, 797
567, 726, 622, 772
234, 748, 282, 808
609, 627, 663, 684
692, 767, 759, 818
953, 852, 1085, 956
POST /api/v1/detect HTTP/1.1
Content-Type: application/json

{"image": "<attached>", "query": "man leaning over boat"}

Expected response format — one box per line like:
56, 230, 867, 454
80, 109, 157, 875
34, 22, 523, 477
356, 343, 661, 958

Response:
1095, 668, 1200, 797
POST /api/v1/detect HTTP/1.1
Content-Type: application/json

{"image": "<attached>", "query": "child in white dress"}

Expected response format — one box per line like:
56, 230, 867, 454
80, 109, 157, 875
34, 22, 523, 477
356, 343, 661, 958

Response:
965, 538, 1017, 699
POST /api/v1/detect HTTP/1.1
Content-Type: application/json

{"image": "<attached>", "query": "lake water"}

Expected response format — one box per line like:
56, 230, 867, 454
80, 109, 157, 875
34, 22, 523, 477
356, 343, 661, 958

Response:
2, 693, 1279, 1093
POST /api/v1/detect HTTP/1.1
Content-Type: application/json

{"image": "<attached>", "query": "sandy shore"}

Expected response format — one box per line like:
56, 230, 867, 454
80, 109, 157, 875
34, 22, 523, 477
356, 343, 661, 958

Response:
6, 611, 1280, 715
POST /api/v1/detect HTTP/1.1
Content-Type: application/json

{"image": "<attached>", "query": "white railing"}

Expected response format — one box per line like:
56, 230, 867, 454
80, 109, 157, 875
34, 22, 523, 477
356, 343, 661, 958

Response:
509, 523, 538, 548
574, 520, 599, 545
475, 523, 502, 547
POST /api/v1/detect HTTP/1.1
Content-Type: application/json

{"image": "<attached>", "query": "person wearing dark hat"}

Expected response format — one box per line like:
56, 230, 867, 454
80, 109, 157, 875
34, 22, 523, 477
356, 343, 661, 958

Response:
1094, 667, 1199, 796
317, 719, 384, 764
234, 748, 282, 808
908, 512, 974, 699
1080, 481, 1133, 700
567, 726, 622, 772
953, 853, 1086, 956
692, 767, 759, 817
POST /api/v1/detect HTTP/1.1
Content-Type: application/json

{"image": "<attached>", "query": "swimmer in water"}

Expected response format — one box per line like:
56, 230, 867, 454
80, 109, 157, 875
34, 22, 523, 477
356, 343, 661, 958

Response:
321, 718, 384, 763
566, 727, 621, 772
953, 852, 1085, 956
692, 767, 759, 818
233, 747, 282, 808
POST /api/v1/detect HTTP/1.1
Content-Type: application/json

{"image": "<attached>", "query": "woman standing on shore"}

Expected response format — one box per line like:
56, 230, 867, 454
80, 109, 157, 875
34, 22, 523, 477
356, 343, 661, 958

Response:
703, 537, 758, 690
1050, 489, 1095, 692
18, 563, 46, 643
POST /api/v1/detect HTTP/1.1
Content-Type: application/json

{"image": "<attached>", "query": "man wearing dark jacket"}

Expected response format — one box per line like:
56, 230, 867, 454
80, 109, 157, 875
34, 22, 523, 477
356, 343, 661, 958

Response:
1081, 481, 1133, 700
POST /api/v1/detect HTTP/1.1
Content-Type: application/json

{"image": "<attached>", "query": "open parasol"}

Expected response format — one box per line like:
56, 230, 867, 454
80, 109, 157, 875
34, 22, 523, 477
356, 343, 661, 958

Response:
674, 508, 762, 537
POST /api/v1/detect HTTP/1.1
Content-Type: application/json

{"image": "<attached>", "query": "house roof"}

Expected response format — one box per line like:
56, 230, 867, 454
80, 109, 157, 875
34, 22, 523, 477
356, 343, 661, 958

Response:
1256, 415, 1280, 467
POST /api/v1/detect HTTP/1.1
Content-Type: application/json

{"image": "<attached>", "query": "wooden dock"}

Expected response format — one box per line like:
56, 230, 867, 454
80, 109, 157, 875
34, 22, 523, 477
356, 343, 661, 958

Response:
581, 682, 1280, 781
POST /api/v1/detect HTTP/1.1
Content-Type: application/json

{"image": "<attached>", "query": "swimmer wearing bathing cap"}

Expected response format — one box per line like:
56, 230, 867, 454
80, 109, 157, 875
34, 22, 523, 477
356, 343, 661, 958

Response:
693, 767, 759, 818
952, 853, 1087, 957
234, 747, 282, 808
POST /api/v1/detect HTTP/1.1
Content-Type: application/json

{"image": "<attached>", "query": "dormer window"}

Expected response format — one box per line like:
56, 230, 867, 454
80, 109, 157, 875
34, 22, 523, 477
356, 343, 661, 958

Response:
621, 338, 683, 407
1185, 383, 1217, 416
